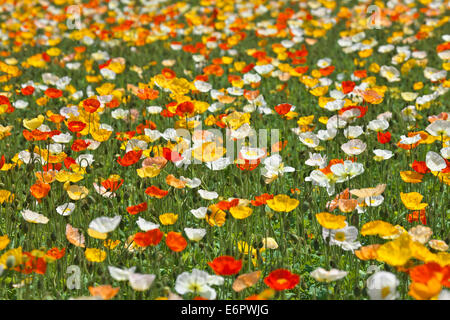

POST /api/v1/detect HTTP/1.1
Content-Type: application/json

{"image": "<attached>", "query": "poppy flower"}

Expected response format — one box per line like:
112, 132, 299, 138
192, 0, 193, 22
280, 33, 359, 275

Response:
44, 88, 63, 98
176, 101, 195, 117
67, 121, 87, 133
264, 269, 300, 290
216, 199, 240, 211
162, 147, 183, 162
117, 150, 143, 167
236, 158, 260, 171
21, 85, 35, 95
101, 177, 124, 192
133, 229, 164, 247
165, 232, 187, 252
341, 81, 355, 94
30, 181, 51, 201
145, 186, 169, 199
45, 247, 66, 260
126, 202, 148, 215
339, 105, 367, 118
64, 157, 77, 169
377, 131, 391, 144
412, 160, 430, 174
71, 139, 91, 152
208, 256, 242, 276
137, 88, 159, 100
319, 65, 335, 76
274, 103, 292, 115
161, 68, 176, 79
83, 98, 101, 113
408, 210, 427, 225
0, 155, 5, 170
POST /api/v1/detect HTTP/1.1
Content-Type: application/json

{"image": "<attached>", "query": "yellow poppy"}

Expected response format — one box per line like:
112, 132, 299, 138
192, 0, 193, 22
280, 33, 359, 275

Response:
361, 220, 399, 237
159, 213, 178, 225
266, 195, 299, 212
400, 192, 428, 210
229, 206, 253, 219
315, 212, 347, 229
85, 248, 107, 262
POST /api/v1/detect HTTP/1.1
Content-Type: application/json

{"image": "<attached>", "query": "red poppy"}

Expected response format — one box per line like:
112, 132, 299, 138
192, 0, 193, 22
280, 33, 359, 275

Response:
126, 202, 148, 215
133, 229, 164, 247
409, 262, 449, 286
67, 121, 87, 133
274, 103, 292, 115
377, 131, 391, 144
117, 150, 143, 167
46, 247, 66, 260
176, 101, 195, 117
241, 63, 255, 73
251, 193, 274, 206
64, 157, 77, 169
216, 199, 240, 211
165, 232, 188, 252
83, 98, 101, 113
44, 88, 63, 98
145, 186, 169, 198
21, 85, 35, 96
71, 139, 91, 152
293, 66, 309, 74
411, 160, 430, 174
161, 68, 176, 79
319, 65, 335, 76
15, 252, 47, 275
339, 105, 367, 118
162, 147, 183, 162
237, 158, 260, 171
408, 210, 427, 225
0, 155, 5, 170
264, 269, 300, 290
208, 256, 242, 276
0, 95, 13, 113
101, 178, 124, 192
99, 59, 112, 69
341, 81, 355, 94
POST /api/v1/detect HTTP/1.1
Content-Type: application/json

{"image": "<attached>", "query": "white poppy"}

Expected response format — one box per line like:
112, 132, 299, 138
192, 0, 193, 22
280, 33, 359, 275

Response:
310, 268, 348, 282
89, 215, 121, 233
426, 151, 447, 171
108, 266, 137, 281
56, 203, 76, 216
191, 207, 208, 219
136, 217, 160, 231
21, 209, 49, 224
198, 190, 218, 200
129, 273, 156, 291
184, 228, 207, 241
341, 139, 367, 156
330, 160, 364, 183
366, 271, 399, 300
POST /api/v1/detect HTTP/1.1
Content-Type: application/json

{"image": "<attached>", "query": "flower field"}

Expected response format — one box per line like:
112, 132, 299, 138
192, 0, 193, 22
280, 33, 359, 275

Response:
0, 0, 449, 301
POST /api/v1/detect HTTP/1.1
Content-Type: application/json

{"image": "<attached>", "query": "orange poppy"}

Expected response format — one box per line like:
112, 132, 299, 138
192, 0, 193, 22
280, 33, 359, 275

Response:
216, 199, 239, 211
44, 88, 63, 98
89, 285, 119, 300
145, 186, 169, 198
83, 98, 101, 113
165, 232, 187, 252
264, 269, 300, 291
45, 247, 66, 260
208, 256, 242, 276
354, 244, 380, 260
101, 177, 124, 192
251, 193, 274, 206
133, 229, 164, 247
126, 202, 148, 215
161, 68, 176, 79
117, 150, 143, 167
30, 181, 51, 201
67, 121, 87, 133
166, 174, 186, 189
21, 85, 35, 96
71, 139, 91, 152
137, 88, 159, 100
